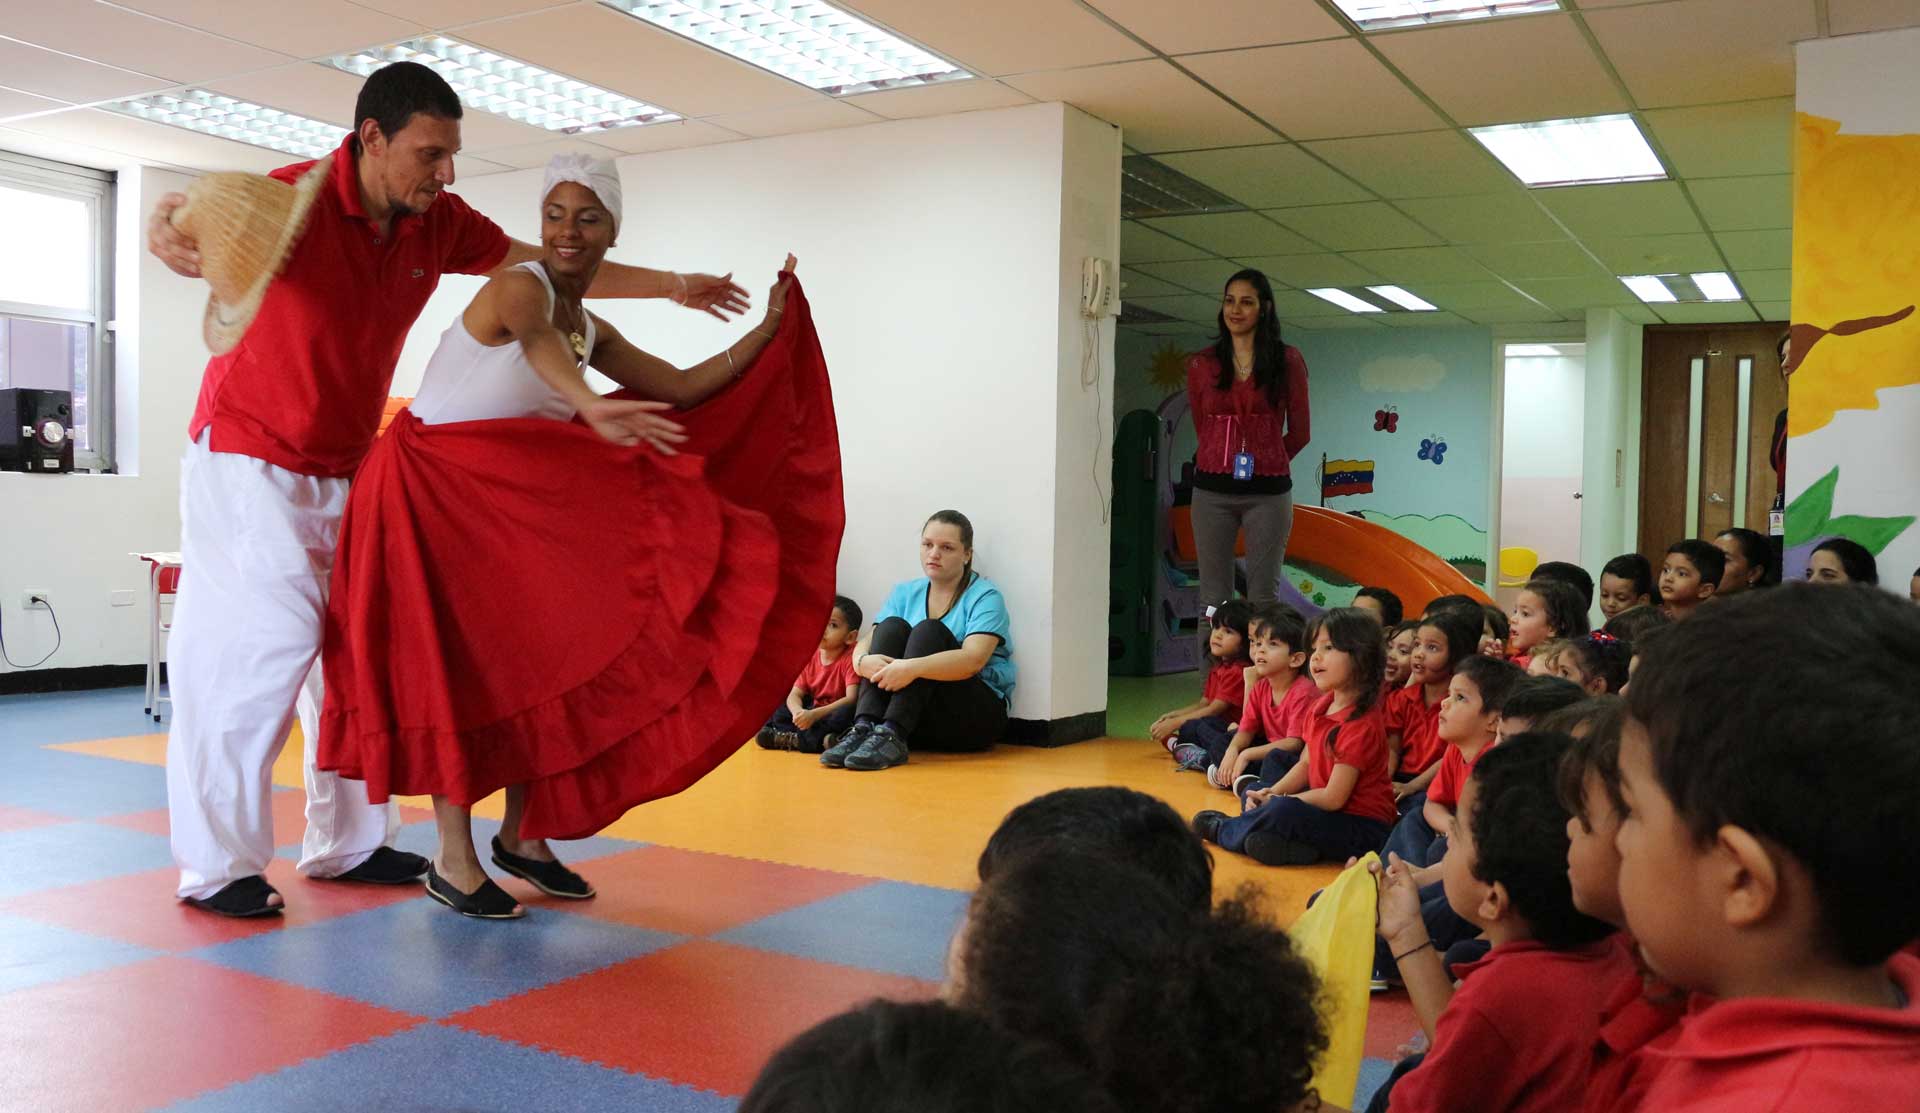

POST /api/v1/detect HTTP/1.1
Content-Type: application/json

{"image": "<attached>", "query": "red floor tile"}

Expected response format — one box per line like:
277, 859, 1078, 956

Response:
0, 858, 426, 952
450, 940, 937, 1096
562, 846, 877, 936
0, 804, 65, 833
1362, 990, 1422, 1059
0, 955, 420, 1113
99, 793, 429, 841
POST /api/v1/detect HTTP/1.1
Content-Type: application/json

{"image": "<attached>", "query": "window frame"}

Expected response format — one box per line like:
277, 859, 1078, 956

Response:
0, 149, 116, 472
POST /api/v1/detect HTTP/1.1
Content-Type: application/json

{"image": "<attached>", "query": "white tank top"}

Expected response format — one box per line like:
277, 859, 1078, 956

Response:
410, 261, 597, 426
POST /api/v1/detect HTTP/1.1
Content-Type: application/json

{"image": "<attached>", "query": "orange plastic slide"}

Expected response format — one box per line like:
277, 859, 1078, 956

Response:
1171, 504, 1488, 615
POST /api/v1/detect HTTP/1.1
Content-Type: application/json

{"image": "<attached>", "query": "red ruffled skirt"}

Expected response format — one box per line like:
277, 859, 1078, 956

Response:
317, 278, 842, 840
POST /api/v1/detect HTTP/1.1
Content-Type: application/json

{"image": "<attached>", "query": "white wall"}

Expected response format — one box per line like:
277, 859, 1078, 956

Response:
1500, 349, 1586, 568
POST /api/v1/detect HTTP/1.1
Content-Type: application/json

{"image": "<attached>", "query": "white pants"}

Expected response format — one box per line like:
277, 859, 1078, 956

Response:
165, 432, 400, 900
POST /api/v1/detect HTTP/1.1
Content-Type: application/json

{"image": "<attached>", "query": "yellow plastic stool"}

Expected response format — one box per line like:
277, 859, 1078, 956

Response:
1497, 546, 1540, 587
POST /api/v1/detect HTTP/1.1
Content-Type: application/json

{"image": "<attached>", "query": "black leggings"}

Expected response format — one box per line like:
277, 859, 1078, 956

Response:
855, 616, 1007, 752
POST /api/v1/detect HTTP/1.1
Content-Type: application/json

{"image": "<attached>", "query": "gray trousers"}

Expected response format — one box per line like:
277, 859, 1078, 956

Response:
1191, 486, 1295, 620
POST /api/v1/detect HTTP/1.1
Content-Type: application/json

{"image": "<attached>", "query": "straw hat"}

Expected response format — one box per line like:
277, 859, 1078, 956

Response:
169, 155, 332, 354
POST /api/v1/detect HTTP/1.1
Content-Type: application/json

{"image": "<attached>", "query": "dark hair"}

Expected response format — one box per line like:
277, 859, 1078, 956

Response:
1556, 700, 1627, 823
1810, 536, 1879, 585
958, 854, 1327, 1113
925, 510, 978, 595
831, 594, 863, 632
1715, 528, 1776, 588
1665, 539, 1726, 590
740, 999, 1118, 1113
1423, 593, 1482, 619
1501, 674, 1587, 723
977, 787, 1212, 914
1316, 607, 1387, 715
1466, 732, 1616, 948
1353, 586, 1404, 625
1209, 269, 1289, 410
1521, 578, 1592, 640
1601, 603, 1670, 648
1535, 694, 1621, 737
1388, 618, 1421, 641
351, 61, 462, 154
1249, 603, 1308, 655
1417, 607, 1483, 678
1481, 602, 1510, 644
1453, 654, 1525, 714
1532, 561, 1595, 609
1557, 632, 1632, 692
1601, 553, 1655, 599
1208, 599, 1255, 664
1627, 585, 1920, 965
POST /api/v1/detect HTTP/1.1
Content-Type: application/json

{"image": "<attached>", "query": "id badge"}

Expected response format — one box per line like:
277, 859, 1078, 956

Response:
1233, 452, 1256, 481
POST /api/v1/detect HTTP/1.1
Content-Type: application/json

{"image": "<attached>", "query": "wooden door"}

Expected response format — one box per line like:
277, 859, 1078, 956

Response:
1638, 323, 1789, 557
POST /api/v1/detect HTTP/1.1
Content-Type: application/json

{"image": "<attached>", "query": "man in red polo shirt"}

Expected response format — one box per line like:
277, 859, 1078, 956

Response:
151, 62, 749, 917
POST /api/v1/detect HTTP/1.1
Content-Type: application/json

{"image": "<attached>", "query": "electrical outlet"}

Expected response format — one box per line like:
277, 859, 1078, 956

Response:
111, 590, 135, 607
21, 591, 49, 611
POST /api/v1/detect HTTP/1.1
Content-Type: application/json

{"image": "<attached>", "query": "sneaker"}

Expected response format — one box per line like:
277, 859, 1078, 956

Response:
1172, 743, 1209, 772
1243, 831, 1323, 866
843, 723, 909, 771
1191, 810, 1227, 844
758, 730, 803, 751
821, 722, 875, 768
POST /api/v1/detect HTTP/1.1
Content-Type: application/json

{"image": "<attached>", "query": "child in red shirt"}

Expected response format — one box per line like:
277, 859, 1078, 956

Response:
1382, 619, 1418, 694
1607, 585, 1920, 1111
758, 595, 862, 754
1385, 607, 1482, 806
1507, 576, 1590, 669
1382, 654, 1522, 870
1656, 540, 1722, 621
1191, 608, 1397, 867
1366, 733, 1630, 1113
1209, 603, 1315, 792
1156, 599, 1253, 771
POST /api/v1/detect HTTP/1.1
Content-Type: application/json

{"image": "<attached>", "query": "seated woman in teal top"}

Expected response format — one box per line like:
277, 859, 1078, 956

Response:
821, 509, 1015, 772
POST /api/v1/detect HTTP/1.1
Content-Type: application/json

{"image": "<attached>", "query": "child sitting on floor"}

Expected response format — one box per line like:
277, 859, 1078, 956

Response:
1508, 577, 1591, 668
1354, 586, 1405, 627
1598, 554, 1654, 620
1532, 560, 1596, 613
1383, 619, 1419, 692
1600, 602, 1669, 648
759, 595, 863, 753
976, 786, 1212, 913
1495, 674, 1588, 743
1479, 603, 1511, 658
1528, 632, 1631, 695
1191, 607, 1398, 867
1602, 585, 1920, 1110
1211, 604, 1317, 793
1385, 607, 1483, 806
1157, 600, 1253, 771
1657, 539, 1723, 620
1381, 654, 1524, 870
1365, 733, 1628, 1113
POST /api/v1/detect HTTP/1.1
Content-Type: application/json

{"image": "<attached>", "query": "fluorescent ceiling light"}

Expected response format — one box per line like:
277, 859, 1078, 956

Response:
1366, 285, 1438, 311
1621, 274, 1678, 303
1333, 1, 1560, 31
1689, 271, 1743, 301
1469, 113, 1665, 188
105, 90, 347, 159
599, 0, 970, 96
1308, 288, 1385, 313
327, 37, 679, 133
1121, 155, 1242, 219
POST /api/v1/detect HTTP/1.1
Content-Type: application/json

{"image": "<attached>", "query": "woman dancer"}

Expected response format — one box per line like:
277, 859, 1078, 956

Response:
319, 153, 842, 918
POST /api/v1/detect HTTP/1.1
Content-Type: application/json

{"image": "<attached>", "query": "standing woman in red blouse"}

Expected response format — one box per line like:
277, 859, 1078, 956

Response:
1187, 269, 1312, 625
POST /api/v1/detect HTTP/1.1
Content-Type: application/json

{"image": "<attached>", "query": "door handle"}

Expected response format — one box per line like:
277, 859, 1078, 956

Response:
1708, 492, 1727, 504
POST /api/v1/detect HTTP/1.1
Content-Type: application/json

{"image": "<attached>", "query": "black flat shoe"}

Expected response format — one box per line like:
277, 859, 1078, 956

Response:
1191, 810, 1227, 844
184, 875, 283, 918
323, 847, 430, 885
425, 865, 524, 920
491, 836, 595, 899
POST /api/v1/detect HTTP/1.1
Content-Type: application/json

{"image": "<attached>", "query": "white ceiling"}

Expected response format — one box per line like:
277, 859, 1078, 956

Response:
2, 0, 1915, 331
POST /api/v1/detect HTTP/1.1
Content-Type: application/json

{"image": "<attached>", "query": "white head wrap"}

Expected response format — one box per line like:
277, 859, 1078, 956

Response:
543, 151, 622, 236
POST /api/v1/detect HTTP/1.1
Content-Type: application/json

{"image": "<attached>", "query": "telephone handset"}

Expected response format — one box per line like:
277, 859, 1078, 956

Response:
1081, 256, 1117, 319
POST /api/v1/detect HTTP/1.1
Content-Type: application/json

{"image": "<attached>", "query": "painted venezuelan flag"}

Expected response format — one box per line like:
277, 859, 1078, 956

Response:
1323, 458, 1375, 498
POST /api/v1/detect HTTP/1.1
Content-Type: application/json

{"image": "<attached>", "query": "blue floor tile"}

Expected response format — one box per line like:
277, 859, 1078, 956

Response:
0, 687, 159, 747
0, 913, 159, 994
0, 821, 176, 900
1354, 1055, 1397, 1110
0, 744, 170, 819
162, 1023, 734, 1113
191, 899, 683, 1017
714, 880, 967, 981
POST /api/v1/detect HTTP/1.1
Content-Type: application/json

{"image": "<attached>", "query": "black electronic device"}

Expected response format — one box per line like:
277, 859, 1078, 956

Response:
0, 388, 76, 473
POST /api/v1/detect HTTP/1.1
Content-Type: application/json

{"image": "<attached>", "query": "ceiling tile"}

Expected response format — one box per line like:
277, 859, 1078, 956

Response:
1655, 302, 1760, 324
464, 135, 625, 170
1462, 306, 1571, 324
1614, 303, 1662, 324
1588, 233, 1726, 274
845, 0, 1148, 76
1126, 321, 1212, 336
1265, 202, 1444, 251
1584, 0, 1814, 109
1713, 229, 1792, 270
1463, 240, 1608, 279
1123, 293, 1228, 323
0, 106, 292, 174
1343, 246, 1493, 283
1120, 267, 1203, 298
1084, 0, 1343, 54
348, 0, 575, 26
1304, 130, 1513, 199
703, 99, 885, 138
1735, 270, 1791, 301
1534, 181, 1703, 238
1397, 192, 1567, 243
1142, 212, 1318, 255
1643, 99, 1794, 179
842, 80, 1034, 120
1157, 144, 1369, 207
586, 120, 745, 154
460, 4, 820, 117
452, 155, 516, 176
1753, 300, 1791, 322
0, 87, 71, 121
1234, 253, 1385, 287
116, 0, 427, 59
0, 38, 167, 104
1828, 0, 1920, 34
1, 4, 292, 84
1183, 39, 1443, 140
1122, 220, 1214, 263
1514, 275, 1639, 310
207, 63, 552, 150
1413, 281, 1540, 311
1290, 315, 1387, 329
1372, 13, 1626, 126
1687, 174, 1793, 232
1004, 59, 1275, 153
1377, 311, 1472, 327
1271, 289, 1340, 316
1131, 259, 1244, 293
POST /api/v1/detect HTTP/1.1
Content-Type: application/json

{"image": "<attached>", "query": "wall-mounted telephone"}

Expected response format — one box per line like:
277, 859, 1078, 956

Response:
1081, 256, 1117, 319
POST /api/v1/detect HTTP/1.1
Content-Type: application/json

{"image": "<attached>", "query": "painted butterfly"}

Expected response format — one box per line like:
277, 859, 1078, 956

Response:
1418, 436, 1448, 465
1374, 406, 1399, 433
